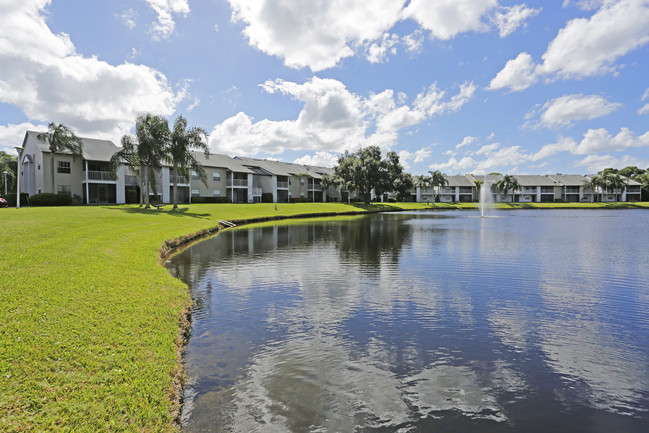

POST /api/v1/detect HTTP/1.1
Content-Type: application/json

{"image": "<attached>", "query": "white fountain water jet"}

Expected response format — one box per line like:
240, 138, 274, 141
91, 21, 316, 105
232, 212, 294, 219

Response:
479, 177, 493, 218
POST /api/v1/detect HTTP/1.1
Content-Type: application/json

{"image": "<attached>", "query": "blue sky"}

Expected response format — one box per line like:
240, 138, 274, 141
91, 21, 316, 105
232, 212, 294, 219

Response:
1, 0, 648, 175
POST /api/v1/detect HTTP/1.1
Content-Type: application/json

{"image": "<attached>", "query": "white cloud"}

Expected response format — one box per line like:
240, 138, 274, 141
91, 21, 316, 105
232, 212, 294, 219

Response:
214, 24, 220, 32
491, 0, 649, 91
186, 97, 201, 112
399, 147, 433, 169
404, 0, 496, 40
228, 0, 540, 71
293, 151, 339, 167
209, 77, 475, 156
429, 156, 477, 172
456, 136, 476, 148
572, 127, 649, 154
0, 122, 48, 154
117, 8, 137, 30
532, 94, 622, 128
475, 142, 500, 155
492, 4, 541, 37
0, 1, 182, 142
639, 88, 649, 114
488, 52, 538, 91
228, 0, 403, 71
144, 0, 190, 40
365, 33, 399, 63
402, 30, 424, 54
529, 137, 577, 161
575, 154, 649, 172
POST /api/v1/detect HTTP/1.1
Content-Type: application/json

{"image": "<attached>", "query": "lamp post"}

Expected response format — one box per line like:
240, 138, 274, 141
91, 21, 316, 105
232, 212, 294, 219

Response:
2, 170, 8, 195
14, 146, 22, 209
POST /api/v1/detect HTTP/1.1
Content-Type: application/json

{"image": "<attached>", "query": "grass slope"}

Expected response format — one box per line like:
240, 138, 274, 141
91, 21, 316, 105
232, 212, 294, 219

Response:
0, 202, 427, 432
1, 201, 647, 431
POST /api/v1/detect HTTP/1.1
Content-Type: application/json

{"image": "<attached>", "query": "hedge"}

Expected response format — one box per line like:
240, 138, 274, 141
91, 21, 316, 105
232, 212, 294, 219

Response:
190, 196, 231, 204
29, 193, 73, 206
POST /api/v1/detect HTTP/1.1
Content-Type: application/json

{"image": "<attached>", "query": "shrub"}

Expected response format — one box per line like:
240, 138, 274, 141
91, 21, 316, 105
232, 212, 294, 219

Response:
1, 193, 30, 207
29, 193, 72, 206
290, 197, 308, 203
191, 196, 231, 204
261, 193, 273, 203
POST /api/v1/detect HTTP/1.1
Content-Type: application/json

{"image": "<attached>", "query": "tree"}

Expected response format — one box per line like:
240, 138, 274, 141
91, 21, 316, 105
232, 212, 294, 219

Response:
37, 123, 83, 194
110, 114, 169, 209
618, 166, 646, 179
333, 146, 383, 204
493, 174, 521, 203
380, 151, 411, 201
428, 170, 448, 204
167, 115, 209, 209
1, 151, 17, 195
637, 173, 649, 201
473, 179, 483, 202
582, 175, 603, 203
601, 172, 627, 202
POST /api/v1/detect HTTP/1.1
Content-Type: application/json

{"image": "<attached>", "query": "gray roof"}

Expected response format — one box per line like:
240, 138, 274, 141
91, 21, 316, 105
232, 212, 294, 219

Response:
236, 157, 313, 177
444, 175, 475, 187
548, 174, 592, 186
193, 152, 254, 173
25, 130, 119, 162
514, 175, 558, 186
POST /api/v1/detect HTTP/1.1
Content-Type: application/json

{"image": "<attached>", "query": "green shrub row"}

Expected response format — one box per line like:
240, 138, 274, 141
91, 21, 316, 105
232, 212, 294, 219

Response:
190, 196, 231, 204
29, 193, 73, 206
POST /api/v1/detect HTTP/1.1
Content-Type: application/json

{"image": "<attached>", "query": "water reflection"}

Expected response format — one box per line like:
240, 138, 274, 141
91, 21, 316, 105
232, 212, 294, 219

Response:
167, 210, 649, 432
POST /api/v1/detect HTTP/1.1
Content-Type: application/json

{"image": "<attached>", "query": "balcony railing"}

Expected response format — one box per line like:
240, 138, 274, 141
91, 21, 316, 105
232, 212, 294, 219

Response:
541, 187, 554, 193
252, 187, 262, 196
227, 179, 248, 187
170, 175, 188, 184
277, 181, 289, 189
87, 171, 116, 181
308, 181, 322, 190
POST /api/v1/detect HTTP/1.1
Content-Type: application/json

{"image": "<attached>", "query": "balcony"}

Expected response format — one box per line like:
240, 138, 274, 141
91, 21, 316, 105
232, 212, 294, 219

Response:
124, 175, 139, 185
277, 181, 289, 189
227, 178, 248, 187
252, 186, 262, 196
87, 171, 116, 181
522, 187, 537, 193
170, 175, 188, 184
565, 187, 580, 194
308, 181, 322, 190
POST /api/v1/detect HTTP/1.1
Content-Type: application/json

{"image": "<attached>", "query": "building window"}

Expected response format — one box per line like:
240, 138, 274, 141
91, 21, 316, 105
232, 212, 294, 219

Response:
300, 192, 305, 197
300, 177, 305, 185
57, 185, 72, 196
192, 189, 200, 196
38, 162, 41, 170
57, 161, 71, 174
191, 170, 199, 180
213, 172, 220, 181
213, 189, 221, 197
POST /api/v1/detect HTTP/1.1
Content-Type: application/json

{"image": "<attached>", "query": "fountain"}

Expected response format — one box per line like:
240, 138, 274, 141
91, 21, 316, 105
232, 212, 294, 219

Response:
479, 177, 493, 218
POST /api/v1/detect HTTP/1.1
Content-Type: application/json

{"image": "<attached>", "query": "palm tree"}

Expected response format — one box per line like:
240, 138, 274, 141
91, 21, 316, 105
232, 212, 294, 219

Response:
493, 174, 520, 203
416, 174, 432, 203
168, 116, 209, 209
582, 175, 603, 203
110, 114, 169, 209
473, 179, 483, 202
602, 173, 627, 202
429, 170, 448, 203
37, 123, 83, 194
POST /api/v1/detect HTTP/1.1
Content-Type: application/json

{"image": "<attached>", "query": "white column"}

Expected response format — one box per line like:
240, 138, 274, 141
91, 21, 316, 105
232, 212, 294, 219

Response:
455, 187, 460, 202
537, 186, 541, 203
248, 173, 253, 203
416, 186, 421, 202
85, 160, 90, 204
272, 176, 278, 203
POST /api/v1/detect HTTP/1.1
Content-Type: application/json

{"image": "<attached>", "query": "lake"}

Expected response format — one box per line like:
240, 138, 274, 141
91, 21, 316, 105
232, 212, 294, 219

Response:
166, 209, 649, 432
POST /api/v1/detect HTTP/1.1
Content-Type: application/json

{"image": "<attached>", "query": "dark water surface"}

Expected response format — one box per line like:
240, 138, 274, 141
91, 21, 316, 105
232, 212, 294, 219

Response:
167, 209, 649, 432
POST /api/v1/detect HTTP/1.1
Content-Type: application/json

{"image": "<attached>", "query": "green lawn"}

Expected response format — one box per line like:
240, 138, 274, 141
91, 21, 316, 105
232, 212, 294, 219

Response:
1, 200, 647, 431
0, 202, 429, 432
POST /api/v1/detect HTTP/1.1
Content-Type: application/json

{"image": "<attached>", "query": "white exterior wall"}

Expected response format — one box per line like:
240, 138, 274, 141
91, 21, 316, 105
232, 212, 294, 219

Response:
161, 167, 171, 203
